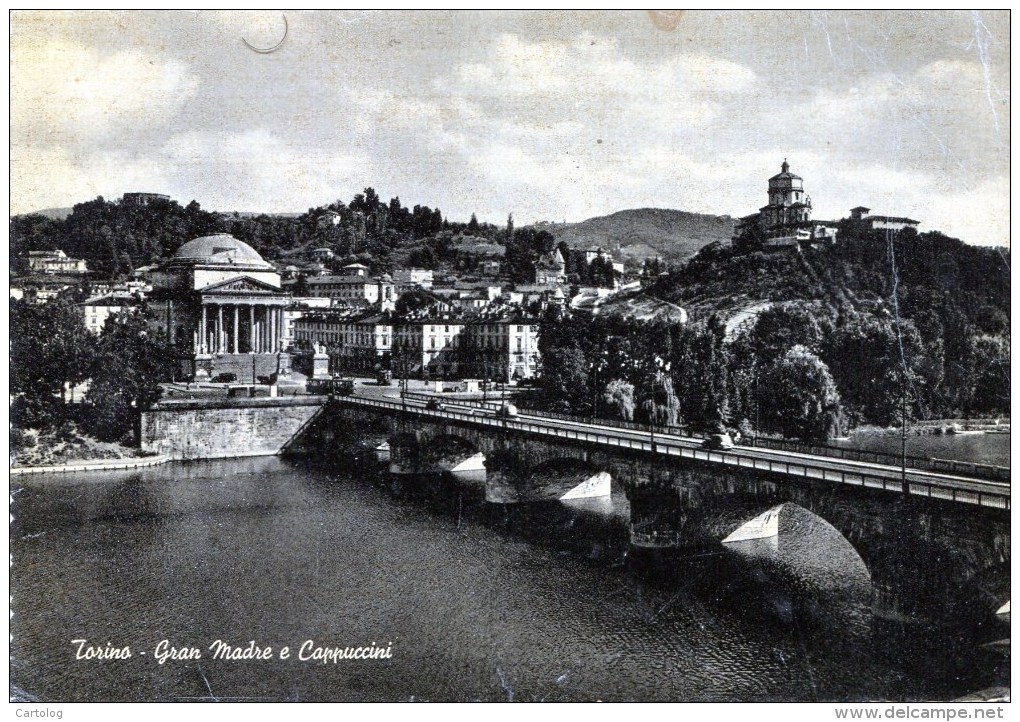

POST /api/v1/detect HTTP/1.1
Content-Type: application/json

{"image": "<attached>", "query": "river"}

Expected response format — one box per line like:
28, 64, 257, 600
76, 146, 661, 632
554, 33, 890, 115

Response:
834, 431, 1011, 467
9, 443, 1009, 702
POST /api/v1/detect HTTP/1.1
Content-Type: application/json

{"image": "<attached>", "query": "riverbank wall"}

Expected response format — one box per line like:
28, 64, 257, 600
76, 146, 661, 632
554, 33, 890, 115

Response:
11, 455, 171, 475
139, 397, 325, 461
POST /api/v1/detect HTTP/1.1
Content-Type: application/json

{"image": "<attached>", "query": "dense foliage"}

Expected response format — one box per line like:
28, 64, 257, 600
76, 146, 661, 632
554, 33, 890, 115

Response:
10, 300, 177, 445
11, 198, 222, 277
540, 225, 1009, 439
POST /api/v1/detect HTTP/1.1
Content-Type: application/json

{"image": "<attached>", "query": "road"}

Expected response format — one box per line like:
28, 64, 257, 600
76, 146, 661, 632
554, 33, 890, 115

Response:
341, 378, 1009, 510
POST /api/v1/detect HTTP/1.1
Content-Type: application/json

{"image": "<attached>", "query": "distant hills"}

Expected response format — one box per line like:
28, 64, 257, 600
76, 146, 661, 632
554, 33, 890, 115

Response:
533, 208, 735, 264
28, 207, 73, 220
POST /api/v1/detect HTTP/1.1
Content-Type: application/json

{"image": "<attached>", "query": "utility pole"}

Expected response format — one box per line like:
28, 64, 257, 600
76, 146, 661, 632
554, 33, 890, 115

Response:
888, 227, 910, 496
649, 375, 657, 454
901, 385, 909, 495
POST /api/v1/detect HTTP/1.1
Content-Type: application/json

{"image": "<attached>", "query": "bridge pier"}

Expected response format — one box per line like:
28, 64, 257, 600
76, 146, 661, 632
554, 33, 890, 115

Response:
315, 401, 1010, 627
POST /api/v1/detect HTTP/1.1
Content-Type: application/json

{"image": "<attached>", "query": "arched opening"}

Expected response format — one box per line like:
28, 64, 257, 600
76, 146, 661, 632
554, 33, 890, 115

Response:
722, 502, 871, 608
525, 457, 611, 502
420, 434, 485, 474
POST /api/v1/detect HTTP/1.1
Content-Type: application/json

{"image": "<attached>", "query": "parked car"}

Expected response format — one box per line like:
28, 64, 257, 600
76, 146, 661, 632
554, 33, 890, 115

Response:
211, 372, 237, 383
702, 433, 734, 451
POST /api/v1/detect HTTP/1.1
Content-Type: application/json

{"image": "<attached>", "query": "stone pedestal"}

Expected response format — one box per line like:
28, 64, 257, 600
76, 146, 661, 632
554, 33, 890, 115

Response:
276, 350, 291, 377
192, 354, 213, 381
312, 352, 330, 378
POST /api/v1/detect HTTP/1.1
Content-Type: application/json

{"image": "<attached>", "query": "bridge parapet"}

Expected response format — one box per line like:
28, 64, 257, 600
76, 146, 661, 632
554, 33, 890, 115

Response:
331, 396, 1010, 511
318, 397, 1010, 625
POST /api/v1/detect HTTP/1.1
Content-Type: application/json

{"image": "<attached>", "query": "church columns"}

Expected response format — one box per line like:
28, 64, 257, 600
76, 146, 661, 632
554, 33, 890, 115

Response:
196, 301, 285, 356
200, 304, 208, 354
217, 305, 224, 354
271, 307, 278, 353
256, 306, 263, 353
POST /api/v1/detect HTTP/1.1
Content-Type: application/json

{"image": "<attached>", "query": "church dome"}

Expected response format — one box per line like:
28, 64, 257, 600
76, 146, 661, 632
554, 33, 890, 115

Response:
172, 234, 271, 267
769, 159, 802, 182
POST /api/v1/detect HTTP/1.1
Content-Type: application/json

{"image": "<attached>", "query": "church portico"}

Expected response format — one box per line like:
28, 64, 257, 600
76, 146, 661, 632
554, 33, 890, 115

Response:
196, 300, 288, 355
149, 234, 293, 383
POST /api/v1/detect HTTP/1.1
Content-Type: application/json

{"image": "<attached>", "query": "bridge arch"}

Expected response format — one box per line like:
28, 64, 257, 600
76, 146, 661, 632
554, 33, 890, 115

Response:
486, 456, 612, 504
723, 502, 871, 590
421, 434, 485, 473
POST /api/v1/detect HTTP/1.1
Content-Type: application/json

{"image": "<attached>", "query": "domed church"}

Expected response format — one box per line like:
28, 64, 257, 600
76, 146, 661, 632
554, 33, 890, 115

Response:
148, 234, 291, 382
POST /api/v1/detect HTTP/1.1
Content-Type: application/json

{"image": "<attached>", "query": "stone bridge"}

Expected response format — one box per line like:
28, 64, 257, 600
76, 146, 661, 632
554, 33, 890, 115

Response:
298, 399, 1009, 626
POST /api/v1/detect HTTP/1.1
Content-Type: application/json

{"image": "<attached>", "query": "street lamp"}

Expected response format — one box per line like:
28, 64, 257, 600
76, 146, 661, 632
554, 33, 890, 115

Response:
901, 384, 909, 495
482, 348, 489, 404
648, 374, 658, 454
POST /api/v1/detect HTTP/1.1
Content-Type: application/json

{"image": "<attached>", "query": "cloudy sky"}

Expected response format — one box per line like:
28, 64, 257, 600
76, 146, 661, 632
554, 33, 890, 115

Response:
10, 10, 1010, 245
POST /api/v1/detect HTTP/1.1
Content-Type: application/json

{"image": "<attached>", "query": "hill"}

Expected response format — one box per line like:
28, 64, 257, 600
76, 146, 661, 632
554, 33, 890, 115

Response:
651, 229, 1010, 334
533, 208, 735, 264
26, 207, 73, 220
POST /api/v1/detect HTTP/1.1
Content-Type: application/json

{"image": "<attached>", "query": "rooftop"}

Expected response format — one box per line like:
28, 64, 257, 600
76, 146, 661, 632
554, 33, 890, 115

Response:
172, 234, 272, 268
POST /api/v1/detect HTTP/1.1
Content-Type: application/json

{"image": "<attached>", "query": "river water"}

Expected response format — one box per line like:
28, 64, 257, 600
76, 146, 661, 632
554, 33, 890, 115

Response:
9, 444, 1009, 703
833, 431, 1011, 467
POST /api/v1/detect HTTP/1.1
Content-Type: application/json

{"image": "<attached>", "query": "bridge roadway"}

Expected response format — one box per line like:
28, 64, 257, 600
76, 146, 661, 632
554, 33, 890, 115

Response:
334, 392, 1010, 510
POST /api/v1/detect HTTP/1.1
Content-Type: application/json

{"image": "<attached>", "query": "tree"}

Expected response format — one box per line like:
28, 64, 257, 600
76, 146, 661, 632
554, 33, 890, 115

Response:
539, 345, 590, 413
603, 379, 635, 421
86, 310, 177, 442
467, 213, 480, 234
760, 345, 842, 441
641, 374, 681, 427
506, 213, 514, 245
10, 299, 96, 428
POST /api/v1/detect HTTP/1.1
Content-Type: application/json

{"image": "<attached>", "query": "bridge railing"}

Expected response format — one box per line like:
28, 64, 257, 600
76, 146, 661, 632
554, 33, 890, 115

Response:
747, 437, 1010, 483
336, 396, 1010, 511
510, 406, 1009, 483
513, 406, 696, 439
392, 394, 1008, 483
402, 392, 495, 409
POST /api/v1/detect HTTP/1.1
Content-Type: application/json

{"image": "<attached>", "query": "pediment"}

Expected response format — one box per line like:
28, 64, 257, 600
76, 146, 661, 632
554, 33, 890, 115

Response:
198, 276, 285, 296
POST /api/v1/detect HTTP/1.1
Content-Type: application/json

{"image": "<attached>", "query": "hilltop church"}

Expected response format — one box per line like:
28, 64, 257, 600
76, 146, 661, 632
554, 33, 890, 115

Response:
735, 160, 839, 248
735, 160, 920, 249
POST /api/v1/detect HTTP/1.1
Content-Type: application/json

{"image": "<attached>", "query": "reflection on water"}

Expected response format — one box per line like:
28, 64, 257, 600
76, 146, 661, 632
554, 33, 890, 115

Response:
10, 456, 1006, 702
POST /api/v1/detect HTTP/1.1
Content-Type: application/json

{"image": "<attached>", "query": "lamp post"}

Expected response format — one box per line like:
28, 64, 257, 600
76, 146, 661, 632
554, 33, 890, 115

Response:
482, 348, 489, 404
648, 374, 658, 454
901, 384, 909, 495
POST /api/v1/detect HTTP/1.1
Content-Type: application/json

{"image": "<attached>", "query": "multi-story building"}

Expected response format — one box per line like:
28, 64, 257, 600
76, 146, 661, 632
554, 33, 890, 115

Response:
393, 268, 434, 288
281, 296, 333, 351
306, 274, 395, 308
78, 293, 142, 335
848, 206, 920, 234
393, 317, 465, 379
533, 248, 566, 284
460, 316, 541, 382
27, 250, 88, 274
293, 309, 394, 373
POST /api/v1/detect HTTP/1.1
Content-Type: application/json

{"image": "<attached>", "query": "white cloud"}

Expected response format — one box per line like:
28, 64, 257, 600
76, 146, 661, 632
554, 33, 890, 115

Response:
158, 130, 369, 211
10, 39, 199, 147
10, 146, 167, 214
